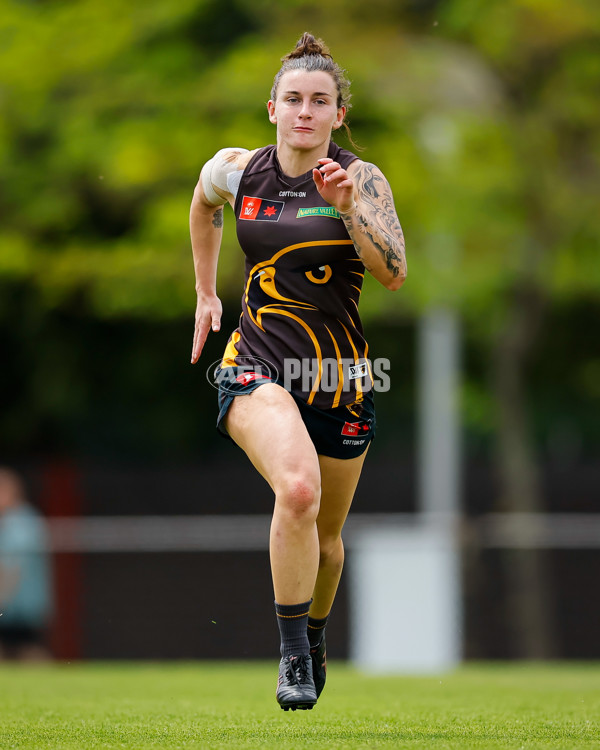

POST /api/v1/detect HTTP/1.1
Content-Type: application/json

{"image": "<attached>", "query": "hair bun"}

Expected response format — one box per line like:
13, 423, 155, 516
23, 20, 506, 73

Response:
284, 32, 332, 61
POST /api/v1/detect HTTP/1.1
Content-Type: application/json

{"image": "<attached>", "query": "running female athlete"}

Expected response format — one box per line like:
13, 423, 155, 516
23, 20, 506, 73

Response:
190, 32, 406, 711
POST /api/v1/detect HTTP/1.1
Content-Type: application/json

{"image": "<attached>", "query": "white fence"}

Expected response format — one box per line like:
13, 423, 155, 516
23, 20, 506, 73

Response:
45, 513, 600, 553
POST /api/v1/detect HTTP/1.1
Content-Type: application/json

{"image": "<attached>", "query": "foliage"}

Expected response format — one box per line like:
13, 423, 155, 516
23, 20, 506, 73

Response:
1, 0, 598, 322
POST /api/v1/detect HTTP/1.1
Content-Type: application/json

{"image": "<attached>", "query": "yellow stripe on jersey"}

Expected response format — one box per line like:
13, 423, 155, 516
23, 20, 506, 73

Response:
347, 301, 359, 324
256, 307, 324, 404
324, 325, 345, 409
340, 321, 366, 403
221, 330, 241, 367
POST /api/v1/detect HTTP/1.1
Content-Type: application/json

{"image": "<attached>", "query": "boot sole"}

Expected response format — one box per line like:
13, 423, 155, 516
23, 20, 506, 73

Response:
279, 702, 316, 711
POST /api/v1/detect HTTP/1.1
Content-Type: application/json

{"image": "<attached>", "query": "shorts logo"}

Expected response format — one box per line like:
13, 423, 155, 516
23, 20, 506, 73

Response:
235, 372, 271, 386
341, 421, 370, 437
296, 206, 341, 219
240, 196, 284, 222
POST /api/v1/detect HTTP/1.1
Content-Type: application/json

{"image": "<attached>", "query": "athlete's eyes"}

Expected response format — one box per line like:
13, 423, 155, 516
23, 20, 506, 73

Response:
284, 97, 329, 105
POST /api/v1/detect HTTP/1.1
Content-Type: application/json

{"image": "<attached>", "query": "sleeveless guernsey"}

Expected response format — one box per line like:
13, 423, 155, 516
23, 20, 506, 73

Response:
220, 141, 373, 410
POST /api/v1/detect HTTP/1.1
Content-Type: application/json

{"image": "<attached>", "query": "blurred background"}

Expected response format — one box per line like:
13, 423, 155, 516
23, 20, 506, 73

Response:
0, 0, 598, 665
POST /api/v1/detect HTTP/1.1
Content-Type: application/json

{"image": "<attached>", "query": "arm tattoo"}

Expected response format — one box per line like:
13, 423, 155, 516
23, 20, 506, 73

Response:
342, 163, 406, 279
212, 207, 224, 229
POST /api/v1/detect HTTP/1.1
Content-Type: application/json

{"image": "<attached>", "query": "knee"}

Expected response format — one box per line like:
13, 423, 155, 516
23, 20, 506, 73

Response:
318, 536, 344, 569
276, 474, 320, 521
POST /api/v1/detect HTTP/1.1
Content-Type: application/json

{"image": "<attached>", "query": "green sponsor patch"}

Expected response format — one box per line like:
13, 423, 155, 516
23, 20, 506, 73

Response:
296, 206, 341, 219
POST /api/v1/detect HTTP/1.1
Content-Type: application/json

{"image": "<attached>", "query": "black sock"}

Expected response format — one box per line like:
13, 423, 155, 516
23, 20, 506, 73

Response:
307, 614, 329, 648
275, 600, 312, 657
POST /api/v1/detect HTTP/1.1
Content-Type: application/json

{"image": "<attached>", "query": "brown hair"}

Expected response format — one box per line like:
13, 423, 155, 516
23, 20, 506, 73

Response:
271, 33, 359, 147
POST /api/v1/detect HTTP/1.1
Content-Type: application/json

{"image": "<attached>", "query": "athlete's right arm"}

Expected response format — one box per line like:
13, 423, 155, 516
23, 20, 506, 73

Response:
189, 148, 252, 364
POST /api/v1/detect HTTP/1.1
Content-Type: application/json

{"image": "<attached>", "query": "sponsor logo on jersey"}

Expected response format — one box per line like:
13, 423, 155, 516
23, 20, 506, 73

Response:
296, 206, 341, 219
240, 195, 284, 222
341, 421, 371, 437
279, 190, 307, 198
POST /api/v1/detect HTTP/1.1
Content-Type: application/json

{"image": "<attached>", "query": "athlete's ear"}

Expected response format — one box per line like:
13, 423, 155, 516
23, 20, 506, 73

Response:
267, 100, 277, 124
332, 106, 346, 130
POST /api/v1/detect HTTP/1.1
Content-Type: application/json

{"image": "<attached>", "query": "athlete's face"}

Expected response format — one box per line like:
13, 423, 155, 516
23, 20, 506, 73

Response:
268, 70, 345, 151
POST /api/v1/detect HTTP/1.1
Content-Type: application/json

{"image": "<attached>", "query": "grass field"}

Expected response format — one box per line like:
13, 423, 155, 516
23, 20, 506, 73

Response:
0, 661, 597, 749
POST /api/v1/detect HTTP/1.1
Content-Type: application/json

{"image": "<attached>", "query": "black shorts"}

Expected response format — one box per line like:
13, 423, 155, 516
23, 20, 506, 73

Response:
215, 367, 375, 460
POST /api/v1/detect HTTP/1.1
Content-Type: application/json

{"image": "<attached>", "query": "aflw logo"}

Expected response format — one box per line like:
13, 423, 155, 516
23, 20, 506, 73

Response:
239, 195, 284, 222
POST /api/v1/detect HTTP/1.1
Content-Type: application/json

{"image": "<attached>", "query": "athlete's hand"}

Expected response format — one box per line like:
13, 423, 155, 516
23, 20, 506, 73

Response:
313, 158, 356, 214
191, 293, 222, 364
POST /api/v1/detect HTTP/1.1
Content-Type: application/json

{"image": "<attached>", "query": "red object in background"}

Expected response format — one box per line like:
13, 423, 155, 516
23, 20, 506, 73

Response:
39, 460, 84, 660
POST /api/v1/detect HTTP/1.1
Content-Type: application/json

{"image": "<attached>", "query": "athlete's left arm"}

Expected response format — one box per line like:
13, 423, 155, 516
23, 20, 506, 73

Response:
315, 158, 407, 291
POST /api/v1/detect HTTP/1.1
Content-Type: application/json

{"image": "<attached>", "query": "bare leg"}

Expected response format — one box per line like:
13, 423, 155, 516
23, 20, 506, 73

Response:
310, 450, 369, 619
224, 383, 322, 604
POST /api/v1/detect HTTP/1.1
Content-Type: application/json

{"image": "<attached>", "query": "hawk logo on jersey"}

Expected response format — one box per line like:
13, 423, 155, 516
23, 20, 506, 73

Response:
239, 239, 372, 407
240, 196, 284, 222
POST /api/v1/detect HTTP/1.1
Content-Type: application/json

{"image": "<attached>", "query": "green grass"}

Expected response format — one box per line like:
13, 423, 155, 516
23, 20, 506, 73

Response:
0, 662, 597, 749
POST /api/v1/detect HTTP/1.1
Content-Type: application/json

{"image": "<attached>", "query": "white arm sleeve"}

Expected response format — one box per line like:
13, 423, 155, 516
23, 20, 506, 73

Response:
200, 147, 249, 206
